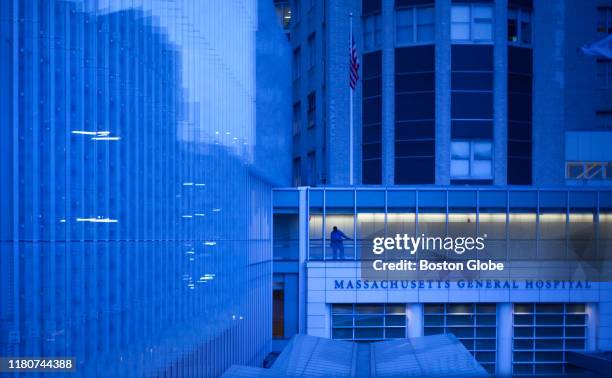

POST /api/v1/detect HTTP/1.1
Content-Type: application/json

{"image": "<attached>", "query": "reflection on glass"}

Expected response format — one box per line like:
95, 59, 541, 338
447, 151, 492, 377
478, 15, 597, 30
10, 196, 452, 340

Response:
568, 213, 596, 261
538, 213, 566, 260
509, 213, 536, 260
478, 213, 506, 239
418, 213, 446, 237
309, 213, 324, 260
357, 213, 385, 260
448, 213, 476, 237
387, 213, 416, 236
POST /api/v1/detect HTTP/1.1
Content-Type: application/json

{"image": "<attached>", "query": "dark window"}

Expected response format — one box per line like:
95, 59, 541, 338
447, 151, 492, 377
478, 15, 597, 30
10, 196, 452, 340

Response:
394, 45, 435, 184
362, 51, 383, 184
507, 46, 532, 185
452, 120, 494, 139
362, 0, 382, 15
598, 7, 612, 35
307, 33, 315, 68
273, 288, 284, 338
292, 47, 301, 80
363, 96, 382, 125
451, 92, 493, 119
508, 8, 532, 46
307, 92, 316, 128
293, 102, 301, 135
451, 45, 494, 149
395, 157, 435, 183
451, 44, 493, 71
596, 111, 612, 129
363, 159, 383, 184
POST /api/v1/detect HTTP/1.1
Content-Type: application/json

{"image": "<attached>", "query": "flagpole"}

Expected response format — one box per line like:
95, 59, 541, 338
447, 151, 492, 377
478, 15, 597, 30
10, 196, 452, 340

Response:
349, 12, 354, 186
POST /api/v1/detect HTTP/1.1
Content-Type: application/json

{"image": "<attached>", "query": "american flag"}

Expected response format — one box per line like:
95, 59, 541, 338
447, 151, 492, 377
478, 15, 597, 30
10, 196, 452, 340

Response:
349, 35, 360, 90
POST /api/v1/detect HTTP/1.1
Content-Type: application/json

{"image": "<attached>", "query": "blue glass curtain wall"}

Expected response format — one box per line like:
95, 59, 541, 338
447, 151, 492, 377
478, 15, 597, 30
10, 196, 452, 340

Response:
1, 1, 276, 376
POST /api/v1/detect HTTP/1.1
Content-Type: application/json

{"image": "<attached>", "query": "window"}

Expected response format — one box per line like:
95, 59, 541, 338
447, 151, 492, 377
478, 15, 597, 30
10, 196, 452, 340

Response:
451, 140, 493, 179
597, 7, 612, 35
274, 0, 292, 29
307, 92, 316, 128
332, 304, 406, 341
293, 47, 301, 80
363, 13, 382, 51
451, 4, 493, 42
512, 303, 587, 375
292, 157, 301, 186
396, 7, 435, 45
597, 60, 612, 89
597, 111, 612, 128
273, 283, 284, 338
566, 161, 611, 180
293, 102, 301, 135
508, 8, 532, 46
424, 303, 497, 374
307, 33, 316, 68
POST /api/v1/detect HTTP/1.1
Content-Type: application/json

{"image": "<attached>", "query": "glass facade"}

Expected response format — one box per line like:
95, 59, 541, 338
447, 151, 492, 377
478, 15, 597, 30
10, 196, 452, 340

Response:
1, 0, 289, 376
424, 303, 497, 374
331, 304, 407, 341
512, 303, 587, 375
281, 188, 612, 270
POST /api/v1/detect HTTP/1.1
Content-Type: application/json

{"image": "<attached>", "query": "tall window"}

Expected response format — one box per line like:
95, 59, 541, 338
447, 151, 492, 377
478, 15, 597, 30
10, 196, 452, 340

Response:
364, 13, 382, 51
451, 4, 493, 42
292, 47, 301, 80
597, 7, 612, 35
508, 8, 532, 46
293, 102, 301, 135
331, 304, 406, 341
450, 140, 493, 179
272, 284, 284, 338
396, 7, 435, 45
307, 92, 316, 128
307, 33, 316, 68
